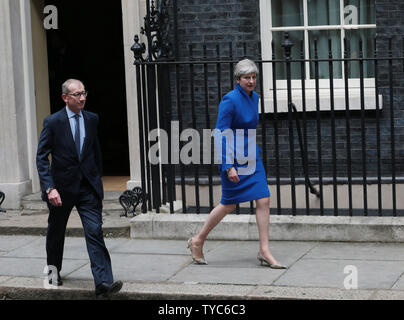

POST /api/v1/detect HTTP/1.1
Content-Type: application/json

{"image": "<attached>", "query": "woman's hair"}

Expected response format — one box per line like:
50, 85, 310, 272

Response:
234, 59, 259, 80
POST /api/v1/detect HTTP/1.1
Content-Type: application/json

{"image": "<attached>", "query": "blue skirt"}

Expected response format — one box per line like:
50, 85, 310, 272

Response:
220, 155, 270, 205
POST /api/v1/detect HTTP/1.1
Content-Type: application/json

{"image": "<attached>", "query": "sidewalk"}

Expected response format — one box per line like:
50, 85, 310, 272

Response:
2, 207, 404, 300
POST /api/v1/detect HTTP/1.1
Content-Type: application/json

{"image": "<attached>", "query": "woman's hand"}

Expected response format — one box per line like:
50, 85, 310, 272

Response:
227, 167, 240, 183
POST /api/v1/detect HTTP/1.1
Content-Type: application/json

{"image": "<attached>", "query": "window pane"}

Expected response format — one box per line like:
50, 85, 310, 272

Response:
273, 31, 305, 80
309, 30, 342, 79
308, 0, 340, 26
271, 0, 303, 27
345, 29, 376, 78
344, 0, 375, 25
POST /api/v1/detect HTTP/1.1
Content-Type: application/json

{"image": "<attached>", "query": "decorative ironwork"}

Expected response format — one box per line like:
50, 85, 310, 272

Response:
281, 32, 294, 59
119, 187, 144, 217
0, 191, 6, 213
131, 35, 146, 64
131, 0, 173, 63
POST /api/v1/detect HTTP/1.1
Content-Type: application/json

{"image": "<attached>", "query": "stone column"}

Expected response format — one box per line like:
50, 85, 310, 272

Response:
121, 0, 147, 190
0, 0, 38, 209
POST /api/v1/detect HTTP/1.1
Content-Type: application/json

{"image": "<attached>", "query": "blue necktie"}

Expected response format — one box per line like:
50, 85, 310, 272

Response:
74, 114, 81, 158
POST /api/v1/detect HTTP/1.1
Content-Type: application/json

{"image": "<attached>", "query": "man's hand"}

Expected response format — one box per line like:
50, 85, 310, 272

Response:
48, 189, 62, 207
227, 167, 240, 183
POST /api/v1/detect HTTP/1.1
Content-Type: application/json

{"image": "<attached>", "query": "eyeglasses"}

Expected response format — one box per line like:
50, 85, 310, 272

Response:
67, 91, 88, 98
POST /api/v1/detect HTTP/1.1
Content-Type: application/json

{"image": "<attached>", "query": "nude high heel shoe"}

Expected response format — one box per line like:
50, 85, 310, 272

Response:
257, 252, 287, 269
187, 238, 208, 265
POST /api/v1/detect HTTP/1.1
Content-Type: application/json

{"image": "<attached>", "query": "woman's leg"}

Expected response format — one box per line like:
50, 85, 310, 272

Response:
255, 197, 280, 265
191, 203, 236, 259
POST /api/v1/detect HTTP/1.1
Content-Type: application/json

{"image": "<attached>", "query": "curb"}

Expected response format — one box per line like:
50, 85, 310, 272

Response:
2, 279, 404, 300
0, 226, 130, 238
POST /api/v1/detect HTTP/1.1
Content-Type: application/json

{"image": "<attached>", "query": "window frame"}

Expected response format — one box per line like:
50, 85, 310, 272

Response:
259, 0, 380, 113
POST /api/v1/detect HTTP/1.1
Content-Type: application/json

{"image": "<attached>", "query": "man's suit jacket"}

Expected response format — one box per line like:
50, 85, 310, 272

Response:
36, 108, 104, 202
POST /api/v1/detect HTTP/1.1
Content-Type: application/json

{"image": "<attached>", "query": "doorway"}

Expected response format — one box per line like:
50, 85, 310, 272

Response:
44, 0, 130, 176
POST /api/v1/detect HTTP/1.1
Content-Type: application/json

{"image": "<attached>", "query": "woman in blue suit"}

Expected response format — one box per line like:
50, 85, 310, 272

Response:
188, 59, 286, 269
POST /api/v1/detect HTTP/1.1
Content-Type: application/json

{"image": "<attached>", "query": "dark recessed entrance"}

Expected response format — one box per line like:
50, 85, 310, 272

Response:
45, 0, 129, 176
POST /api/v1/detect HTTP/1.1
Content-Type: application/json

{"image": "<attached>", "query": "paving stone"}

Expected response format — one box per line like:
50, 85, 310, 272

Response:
274, 259, 404, 290
305, 242, 404, 261
390, 273, 404, 290
109, 239, 221, 255
121, 282, 255, 298
0, 236, 42, 253
169, 265, 286, 285
250, 285, 374, 300
66, 253, 190, 282
0, 276, 12, 285
371, 289, 404, 300
0, 256, 88, 278
202, 240, 317, 268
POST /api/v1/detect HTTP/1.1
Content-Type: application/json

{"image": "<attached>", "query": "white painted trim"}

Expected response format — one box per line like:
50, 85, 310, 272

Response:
121, 0, 145, 189
260, 90, 383, 113
259, 0, 378, 113
20, 0, 39, 193
270, 24, 376, 31
259, 0, 272, 105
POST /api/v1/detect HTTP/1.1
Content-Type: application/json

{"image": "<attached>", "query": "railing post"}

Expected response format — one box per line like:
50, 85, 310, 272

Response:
131, 35, 148, 213
157, 62, 174, 213
147, 64, 162, 213
314, 39, 324, 216
282, 32, 296, 216
0, 191, 6, 213
328, 38, 338, 216
300, 39, 309, 215
271, 40, 282, 215
388, 36, 397, 217
189, 44, 200, 214
374, 36, 382, 216
359, 38, 368, 216
343, 37, 353, 217
203, 44, 214, 212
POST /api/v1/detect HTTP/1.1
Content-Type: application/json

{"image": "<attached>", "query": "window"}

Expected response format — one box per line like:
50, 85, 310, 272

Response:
259, 0, 380, 112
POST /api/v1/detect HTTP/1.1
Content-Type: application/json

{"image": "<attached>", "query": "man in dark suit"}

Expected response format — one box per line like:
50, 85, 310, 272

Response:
36, 79, 122, 298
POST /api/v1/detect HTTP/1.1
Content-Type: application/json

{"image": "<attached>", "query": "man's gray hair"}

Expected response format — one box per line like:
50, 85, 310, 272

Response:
62, 79, 84, 94
234, 59, 259, 80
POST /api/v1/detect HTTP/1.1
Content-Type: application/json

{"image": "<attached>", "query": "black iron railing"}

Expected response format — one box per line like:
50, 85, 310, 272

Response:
130, 4, 403, 217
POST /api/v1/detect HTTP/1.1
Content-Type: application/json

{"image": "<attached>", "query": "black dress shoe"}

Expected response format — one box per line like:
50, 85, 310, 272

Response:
95, 281, 123, 298
48, 270, 63, 286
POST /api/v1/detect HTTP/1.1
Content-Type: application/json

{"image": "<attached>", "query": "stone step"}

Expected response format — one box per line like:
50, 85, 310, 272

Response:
21, 192, 126, 211
130, 213, 404, 242
0, 210, 131, 238
21, 201, 124, 211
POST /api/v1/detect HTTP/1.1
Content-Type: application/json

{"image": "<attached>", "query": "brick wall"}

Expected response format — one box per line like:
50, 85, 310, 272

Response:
160, 0, 404, 179
166, 0, 263, 177
374, 0, 404, 178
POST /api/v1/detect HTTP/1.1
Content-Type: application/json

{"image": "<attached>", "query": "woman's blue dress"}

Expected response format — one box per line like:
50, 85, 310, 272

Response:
215, 84, 270, 205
